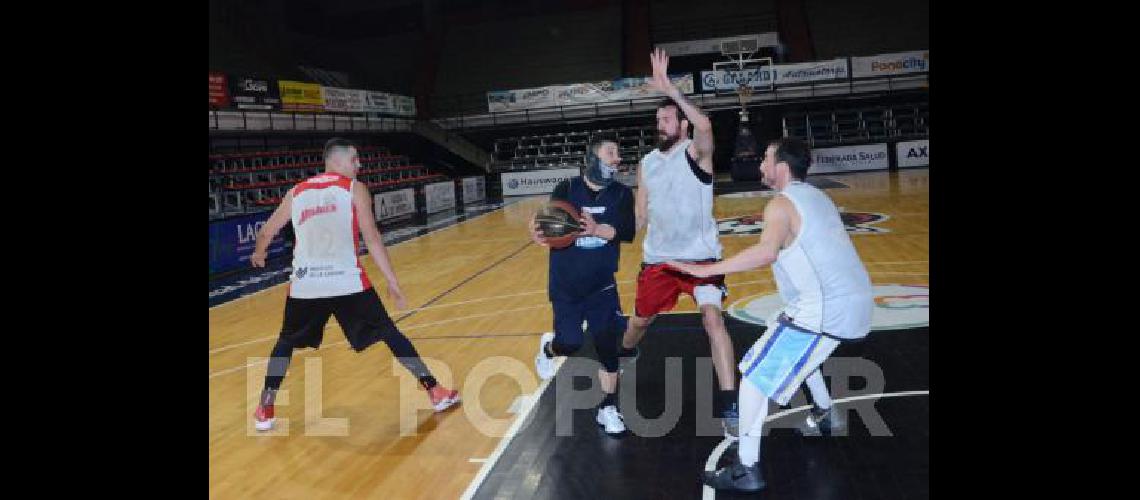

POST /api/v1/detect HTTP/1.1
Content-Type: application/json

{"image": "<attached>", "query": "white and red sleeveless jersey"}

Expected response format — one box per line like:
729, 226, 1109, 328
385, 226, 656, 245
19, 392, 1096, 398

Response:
287, 172, 371, 298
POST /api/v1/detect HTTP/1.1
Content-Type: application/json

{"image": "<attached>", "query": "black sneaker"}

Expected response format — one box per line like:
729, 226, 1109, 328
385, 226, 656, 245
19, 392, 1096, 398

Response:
702, 461, 765, 493
798, 404, 847, 436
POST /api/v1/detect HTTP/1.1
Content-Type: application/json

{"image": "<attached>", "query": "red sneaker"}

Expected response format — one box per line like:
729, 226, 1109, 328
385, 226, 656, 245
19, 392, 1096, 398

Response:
254, 404, 275, 431
428, 385, 460, 412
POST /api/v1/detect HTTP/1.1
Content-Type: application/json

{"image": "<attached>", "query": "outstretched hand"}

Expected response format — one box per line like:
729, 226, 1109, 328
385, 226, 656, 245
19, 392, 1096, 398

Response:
648, 47, 677, 97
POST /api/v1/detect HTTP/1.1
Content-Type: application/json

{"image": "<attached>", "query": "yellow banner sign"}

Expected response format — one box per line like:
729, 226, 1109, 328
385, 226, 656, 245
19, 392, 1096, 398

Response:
278, 81, 324, 112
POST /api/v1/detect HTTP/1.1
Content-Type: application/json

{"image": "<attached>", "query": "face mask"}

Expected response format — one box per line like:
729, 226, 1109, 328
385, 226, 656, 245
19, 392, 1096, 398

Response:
584, 150, 617, 187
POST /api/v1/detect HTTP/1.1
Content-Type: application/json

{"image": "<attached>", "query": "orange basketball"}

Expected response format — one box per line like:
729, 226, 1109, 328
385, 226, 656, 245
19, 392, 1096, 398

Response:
533, 199, 583, 249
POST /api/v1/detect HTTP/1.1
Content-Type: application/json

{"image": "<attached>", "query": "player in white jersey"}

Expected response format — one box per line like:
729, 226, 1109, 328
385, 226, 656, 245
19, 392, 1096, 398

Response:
616, 48, 740, 434
248, 138, 460, 432
670, 138, 873, 493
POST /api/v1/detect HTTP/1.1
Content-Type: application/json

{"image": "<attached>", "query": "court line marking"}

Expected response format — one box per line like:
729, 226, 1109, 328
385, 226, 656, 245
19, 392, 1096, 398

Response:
210, 331, 544, 378
209, 335, 287, 354
208, 305, 551, 377
701, 389, 930, 500
209, 201, 524, 310
210, 337, 359, 379
209, 358, 270, 379
458, 357, 564, 500
210, 237, 541, 374
392, 241, 532, 324
209, 271, 920, 355
210, 303, 547, 361
209, 304, 547, 355
207, 275, 768, 355
210, 204, 923, 314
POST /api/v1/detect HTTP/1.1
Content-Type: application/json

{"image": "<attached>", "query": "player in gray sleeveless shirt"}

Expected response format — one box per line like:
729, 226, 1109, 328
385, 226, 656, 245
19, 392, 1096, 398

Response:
671, 139, 873, 493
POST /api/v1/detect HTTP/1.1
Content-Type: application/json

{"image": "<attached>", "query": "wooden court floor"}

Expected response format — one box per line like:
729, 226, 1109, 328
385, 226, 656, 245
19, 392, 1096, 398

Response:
208, 168, 928, 499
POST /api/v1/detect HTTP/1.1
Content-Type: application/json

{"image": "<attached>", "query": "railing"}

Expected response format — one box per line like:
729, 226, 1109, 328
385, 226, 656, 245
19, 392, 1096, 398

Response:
209, 110, 416, 132
429, 73, 928, 132
411, 120, 493, 171
209, 74, 926, 135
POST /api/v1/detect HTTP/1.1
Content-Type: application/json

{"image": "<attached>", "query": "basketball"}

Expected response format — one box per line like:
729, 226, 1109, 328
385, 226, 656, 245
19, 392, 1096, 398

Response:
534, 199, 583, 249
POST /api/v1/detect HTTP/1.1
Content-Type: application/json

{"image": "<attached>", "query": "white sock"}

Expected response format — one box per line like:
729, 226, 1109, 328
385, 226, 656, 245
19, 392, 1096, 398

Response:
736, 381, 769, 467
804, 369, 832, 410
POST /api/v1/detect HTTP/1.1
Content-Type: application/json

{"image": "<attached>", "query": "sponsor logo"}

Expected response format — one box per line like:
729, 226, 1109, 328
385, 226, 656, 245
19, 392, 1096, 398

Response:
575, 235, 607, 249
728, 284, 928, 331
522, 88, 549, 100
816, 151, 887, 165
507, 176, 572, 188
871, 55, 928, 73
905, 145, 928, 159
241, 79, 268, 93
237, 221, 266, 244
717, 210, 890, 235
305, 266, 344, 278
897, 140, 929, 168
376, 190, 416, 220
298, 203, 338, 226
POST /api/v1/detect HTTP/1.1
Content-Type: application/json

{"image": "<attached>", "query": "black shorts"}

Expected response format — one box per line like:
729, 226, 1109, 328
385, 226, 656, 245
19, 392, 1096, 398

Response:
278, 287, 398, 352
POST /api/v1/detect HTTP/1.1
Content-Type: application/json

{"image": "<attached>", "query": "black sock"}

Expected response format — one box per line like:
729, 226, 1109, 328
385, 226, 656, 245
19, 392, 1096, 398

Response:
599, 391, 618, 409
382, 330, 438, 388
544, 342, 556, 358
260, 388, 277, 407
717, 389, 737, 414
263, 339, 295, 393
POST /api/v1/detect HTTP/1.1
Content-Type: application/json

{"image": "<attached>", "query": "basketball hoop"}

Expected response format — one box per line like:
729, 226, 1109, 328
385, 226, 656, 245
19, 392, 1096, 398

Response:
711, 45, 773, 114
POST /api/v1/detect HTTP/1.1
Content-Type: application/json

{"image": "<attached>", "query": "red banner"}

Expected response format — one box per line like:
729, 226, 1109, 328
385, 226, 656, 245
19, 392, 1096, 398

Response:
209, 72, 229, 108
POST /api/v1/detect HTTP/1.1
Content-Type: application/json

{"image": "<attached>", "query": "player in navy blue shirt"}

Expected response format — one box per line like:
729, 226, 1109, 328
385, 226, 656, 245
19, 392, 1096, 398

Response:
530, 139, 635, 436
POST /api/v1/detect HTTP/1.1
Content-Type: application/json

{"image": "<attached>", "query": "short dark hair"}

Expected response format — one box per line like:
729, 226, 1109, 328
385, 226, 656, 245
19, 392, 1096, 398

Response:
588, 138, 617, 156
323, 137, 357, 162
656, 98, 688, 125
769, 138, 812, 180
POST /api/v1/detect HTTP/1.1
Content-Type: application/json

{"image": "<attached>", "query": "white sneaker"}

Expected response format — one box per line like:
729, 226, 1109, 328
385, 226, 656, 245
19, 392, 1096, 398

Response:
596, 405, 626, 436
535, 332, 557, 380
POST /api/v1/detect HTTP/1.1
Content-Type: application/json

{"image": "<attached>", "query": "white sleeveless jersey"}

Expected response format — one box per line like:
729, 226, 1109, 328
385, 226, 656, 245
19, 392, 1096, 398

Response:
772, 181, 873, 339
640, 139, 723, 263
288, 172, 371, 299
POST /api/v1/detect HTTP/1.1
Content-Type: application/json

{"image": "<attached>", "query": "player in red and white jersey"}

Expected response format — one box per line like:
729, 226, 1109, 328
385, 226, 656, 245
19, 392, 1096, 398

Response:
248, 138, 459, 431
286, 167, 371, 299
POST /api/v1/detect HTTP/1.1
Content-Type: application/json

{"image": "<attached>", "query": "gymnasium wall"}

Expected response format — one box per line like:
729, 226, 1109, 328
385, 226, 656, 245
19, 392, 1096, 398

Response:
804, 0, 930, 58
649, 0, 777, 43
433, 3, 624, 100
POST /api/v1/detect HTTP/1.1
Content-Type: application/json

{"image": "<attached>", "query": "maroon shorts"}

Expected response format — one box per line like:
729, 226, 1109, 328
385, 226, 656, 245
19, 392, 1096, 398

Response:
634, 261, 727, 318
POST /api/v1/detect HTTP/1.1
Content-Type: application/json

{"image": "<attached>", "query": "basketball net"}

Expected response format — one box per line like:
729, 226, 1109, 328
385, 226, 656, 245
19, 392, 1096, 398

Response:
737, 83, 753, 122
